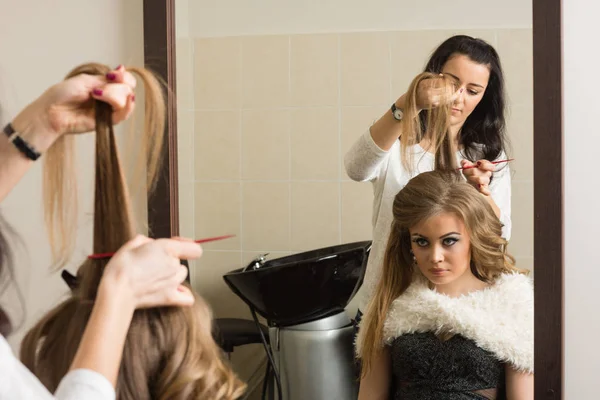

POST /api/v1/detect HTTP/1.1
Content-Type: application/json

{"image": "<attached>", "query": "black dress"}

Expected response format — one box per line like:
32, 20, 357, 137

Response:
390, 332, 506, 399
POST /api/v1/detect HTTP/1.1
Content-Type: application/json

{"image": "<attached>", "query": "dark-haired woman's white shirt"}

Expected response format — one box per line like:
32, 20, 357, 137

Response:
344, 129, 511, 312
0, 335, 115, 399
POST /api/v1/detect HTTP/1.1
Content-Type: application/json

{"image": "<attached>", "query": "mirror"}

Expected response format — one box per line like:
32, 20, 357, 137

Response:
172, 0, 534, 397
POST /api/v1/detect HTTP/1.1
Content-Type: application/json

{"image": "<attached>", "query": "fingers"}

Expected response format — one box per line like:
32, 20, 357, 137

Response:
166, 284, 195, 307
428, 88, 450, 107
138, 285, 195, 309
469, 174, 492, 186
461, 159, 474, 168
159, 264, 189, 289
478, 183, 492, 196
138, 268, 194, 309
111, 93, 135, 125
90, 65, 137, 113
91, 82, 133, 110
119, 234, 153, 251
450, 88, 463, 102
171, 236, 195, 243
105, 65, 137, 89
461, 159, 493, 195
174, 264, 189, 285
421, 73, 461, 106
73, 74, 107, 96
157, 238, 203, 260
169, 285, 195, 307
476, 160, 496, 172
428, 87, 457, 107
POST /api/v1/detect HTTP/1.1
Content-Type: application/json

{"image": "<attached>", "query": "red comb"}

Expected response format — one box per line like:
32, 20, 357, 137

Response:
87, 234, 236, 260
458, 158, 514, 171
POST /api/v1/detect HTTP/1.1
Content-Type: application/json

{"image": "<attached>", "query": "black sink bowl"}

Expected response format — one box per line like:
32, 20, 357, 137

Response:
223, 241, 371, 327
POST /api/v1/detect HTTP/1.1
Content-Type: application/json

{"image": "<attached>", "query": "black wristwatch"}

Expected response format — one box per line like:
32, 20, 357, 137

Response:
391, 103, 404, 121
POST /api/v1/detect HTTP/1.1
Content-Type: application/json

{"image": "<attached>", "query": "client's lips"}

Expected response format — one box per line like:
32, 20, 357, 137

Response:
429, 268, 448, 276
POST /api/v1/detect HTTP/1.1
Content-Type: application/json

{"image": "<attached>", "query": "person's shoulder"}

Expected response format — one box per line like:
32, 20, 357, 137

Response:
499, 271, 533, 285
0, 336, 54, 399
491, 272, 533, 303
0, 335, 13, 359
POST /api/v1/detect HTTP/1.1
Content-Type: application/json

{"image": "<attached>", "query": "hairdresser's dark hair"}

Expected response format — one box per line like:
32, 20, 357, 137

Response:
422, 35, 508, 162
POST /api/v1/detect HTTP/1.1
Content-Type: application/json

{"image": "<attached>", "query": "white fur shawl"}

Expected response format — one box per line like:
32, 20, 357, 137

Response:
356, 273, 533, 373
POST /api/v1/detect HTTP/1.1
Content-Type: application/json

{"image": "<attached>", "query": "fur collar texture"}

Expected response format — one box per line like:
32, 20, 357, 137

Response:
357, 273, 533, 373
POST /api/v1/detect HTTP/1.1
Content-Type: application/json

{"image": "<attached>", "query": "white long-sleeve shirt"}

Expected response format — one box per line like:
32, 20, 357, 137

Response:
0, 335, 115, 400
345, 130, 512, 312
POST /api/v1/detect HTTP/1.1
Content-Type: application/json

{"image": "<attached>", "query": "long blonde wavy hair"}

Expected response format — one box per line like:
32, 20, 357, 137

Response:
357, 170, 527, 377
20, 63, 246, 400
399, 72, 459, 173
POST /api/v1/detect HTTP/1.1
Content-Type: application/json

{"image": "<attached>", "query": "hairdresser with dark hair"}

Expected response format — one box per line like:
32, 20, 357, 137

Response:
0, 65, 203, 399
345, 35, 512, 342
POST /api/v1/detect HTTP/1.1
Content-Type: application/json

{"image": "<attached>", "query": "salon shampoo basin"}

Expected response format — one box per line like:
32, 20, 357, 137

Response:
223, 241, 371, 327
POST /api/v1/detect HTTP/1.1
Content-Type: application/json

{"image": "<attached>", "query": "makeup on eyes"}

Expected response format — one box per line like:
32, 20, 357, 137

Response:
442, 237, 459, 246
412, 233, 460, 246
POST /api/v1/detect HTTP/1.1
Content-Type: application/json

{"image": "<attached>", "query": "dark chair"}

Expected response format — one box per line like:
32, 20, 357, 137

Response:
61, 270, 78, 290
213, 318, 274, 400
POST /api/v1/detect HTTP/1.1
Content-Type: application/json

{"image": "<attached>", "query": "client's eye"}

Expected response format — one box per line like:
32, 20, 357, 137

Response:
412, 238, 429, 247
442, 237, 459, 246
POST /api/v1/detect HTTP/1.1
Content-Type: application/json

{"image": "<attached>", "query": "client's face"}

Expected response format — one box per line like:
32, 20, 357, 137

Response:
409, 212, 473, 286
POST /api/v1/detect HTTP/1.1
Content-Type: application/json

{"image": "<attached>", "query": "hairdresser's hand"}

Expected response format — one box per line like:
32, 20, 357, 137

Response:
415, 74, 462, 111
461, 159, 494, 195
11, 65, 136, 149
101, 235, 202, 309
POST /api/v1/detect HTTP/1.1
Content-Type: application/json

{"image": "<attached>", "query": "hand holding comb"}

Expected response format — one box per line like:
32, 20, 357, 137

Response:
88, 234, 236, 260
458, 158, 514, 171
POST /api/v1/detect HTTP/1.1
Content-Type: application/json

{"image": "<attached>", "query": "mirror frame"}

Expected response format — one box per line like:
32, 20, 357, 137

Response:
143, 0, 179, 239
143, 0, 563, 397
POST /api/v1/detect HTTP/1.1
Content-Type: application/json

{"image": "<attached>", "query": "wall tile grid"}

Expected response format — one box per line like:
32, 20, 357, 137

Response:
179, 27, 533, 318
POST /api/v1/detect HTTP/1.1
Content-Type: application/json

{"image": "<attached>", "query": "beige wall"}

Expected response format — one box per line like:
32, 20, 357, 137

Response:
186, 0, 532, 37
0, 0, 144, 350
564, 0, 600, 396
176, 2, 534, 393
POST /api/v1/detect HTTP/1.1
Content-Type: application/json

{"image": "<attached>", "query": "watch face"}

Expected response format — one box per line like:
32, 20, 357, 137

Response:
394, 109, 403, 120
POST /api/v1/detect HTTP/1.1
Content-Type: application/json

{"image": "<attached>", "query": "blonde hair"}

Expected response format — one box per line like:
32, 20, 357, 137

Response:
21, 63, 246, 400
399, 72, 459, 173
42, 63, 165, 268
358, 170, 527, 377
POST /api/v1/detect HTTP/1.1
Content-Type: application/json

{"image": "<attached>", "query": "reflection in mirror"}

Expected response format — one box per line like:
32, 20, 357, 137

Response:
175, 1, 533, 398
